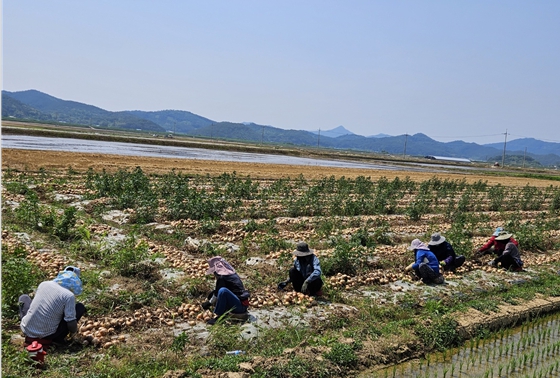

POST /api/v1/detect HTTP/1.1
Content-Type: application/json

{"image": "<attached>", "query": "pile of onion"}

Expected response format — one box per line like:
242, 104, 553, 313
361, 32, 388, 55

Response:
79, 318, 126, 348
26, 250, 67, 279
177, 303, 208, 325
251, 288, 282, 308
282, 292, 315, 307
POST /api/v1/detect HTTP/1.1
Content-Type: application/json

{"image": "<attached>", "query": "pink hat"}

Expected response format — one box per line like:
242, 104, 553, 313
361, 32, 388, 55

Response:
206, 256, 236, 276
408, 239, 429, 251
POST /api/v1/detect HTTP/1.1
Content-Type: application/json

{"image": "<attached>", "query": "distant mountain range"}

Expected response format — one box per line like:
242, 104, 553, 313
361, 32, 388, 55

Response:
308, 126, 390, 139
3, 89, 560, 167
310, 125, 355, 138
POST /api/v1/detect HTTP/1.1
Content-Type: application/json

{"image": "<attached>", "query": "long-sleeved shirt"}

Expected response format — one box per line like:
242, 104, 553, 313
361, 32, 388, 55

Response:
428, 241, 457, 265
21, 281, 76, 338
479, 236, 519, 255
411, 249, 440, 273
211, 273, 250, 302
496, 242, 523, 265
294, 255, 322, 282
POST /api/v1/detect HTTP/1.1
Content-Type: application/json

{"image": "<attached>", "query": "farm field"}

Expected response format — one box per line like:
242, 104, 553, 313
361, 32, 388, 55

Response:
2, 148, 560, 378
2, 148, 559, 186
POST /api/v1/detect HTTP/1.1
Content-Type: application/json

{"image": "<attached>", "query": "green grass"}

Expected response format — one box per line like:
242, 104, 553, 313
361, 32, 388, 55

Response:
2, 165, 560, 377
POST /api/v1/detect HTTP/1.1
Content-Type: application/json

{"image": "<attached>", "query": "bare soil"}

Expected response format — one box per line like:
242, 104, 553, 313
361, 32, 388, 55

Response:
2, 149, 556, 187
3, 145, 560, 377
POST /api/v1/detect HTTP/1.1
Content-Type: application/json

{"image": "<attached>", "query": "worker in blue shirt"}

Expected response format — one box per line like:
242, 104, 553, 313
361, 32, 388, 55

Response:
278, 242, 323, 296
405, 239, 445, 284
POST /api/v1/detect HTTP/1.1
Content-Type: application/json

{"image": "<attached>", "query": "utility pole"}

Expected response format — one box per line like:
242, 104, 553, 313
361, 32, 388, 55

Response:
501, 129, 508, 168
403, 134, 408, 157
261, 125, 264, 145
174, 121, 176, 135
522, 147, 527, 169
317, 129, 321, 148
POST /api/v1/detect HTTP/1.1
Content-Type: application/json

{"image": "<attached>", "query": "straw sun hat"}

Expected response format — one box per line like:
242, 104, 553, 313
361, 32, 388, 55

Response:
495, 231, 513, 241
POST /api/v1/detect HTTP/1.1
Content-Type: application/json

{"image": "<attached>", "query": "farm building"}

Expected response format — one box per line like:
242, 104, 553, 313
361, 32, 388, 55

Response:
424, 155, 472, 163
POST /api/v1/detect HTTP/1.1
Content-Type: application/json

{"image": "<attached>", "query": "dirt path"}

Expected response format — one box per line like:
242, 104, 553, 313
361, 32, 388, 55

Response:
2, 149, 557, 187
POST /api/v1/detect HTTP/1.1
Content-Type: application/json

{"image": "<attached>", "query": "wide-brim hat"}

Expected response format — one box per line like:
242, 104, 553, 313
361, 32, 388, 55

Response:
408, 239, 429, 251
495, 231, 513, 241
206, 256, 236, 276
428, 232, 446, 246
293, 242, 314, 257
493, 227, 504, 237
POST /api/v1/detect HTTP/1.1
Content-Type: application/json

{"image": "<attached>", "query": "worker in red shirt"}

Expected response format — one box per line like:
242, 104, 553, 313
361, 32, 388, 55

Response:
488, 232, 524, 271
476, 227, 518, 257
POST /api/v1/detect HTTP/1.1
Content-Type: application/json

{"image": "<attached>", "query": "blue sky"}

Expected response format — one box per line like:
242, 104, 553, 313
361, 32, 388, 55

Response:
3, 1, 560, 143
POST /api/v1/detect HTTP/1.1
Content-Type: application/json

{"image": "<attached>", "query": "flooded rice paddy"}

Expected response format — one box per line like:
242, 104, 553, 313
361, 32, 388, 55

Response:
2, 134, 451, 172
374, 314, 560, 378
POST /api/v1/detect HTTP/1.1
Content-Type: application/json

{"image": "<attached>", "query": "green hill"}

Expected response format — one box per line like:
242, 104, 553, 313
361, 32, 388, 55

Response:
125, 109, 214, 134
3, 89, 560, 168
2, 94, 54, 122
2, 90, 164, 132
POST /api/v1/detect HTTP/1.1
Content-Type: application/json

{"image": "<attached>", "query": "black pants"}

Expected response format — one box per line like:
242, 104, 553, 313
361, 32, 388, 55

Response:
444, 255, 466, 272
495, 254, 522, 271
19, 294, 86, 343
289, 267, 323, 295
413, 263, 444, 284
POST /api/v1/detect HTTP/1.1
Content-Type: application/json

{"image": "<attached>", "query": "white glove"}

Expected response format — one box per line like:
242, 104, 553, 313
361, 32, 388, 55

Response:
209, 294, 217, 305
301, 280, 309, 293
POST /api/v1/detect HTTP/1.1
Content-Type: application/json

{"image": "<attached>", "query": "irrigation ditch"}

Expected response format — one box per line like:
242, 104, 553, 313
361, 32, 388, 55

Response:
369, 310, 560, 378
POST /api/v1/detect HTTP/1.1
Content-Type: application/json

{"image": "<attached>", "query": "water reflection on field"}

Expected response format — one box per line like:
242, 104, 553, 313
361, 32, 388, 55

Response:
372, 314, 560, 378
2, 135, 443, 172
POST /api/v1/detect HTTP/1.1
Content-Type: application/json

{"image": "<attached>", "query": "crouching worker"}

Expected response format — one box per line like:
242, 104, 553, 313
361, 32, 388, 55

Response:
19, 266, 86, 347
489, 231, 524, 271
405, 239, 445, 284
202, 256, 250, 325
476, 227, 518, 257
277, 242, 323, 296
427, 232, 465, 272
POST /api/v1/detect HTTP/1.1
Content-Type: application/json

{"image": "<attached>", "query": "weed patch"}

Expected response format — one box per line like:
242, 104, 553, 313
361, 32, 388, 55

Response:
1, 244, 44, 317
324, 342, 359, 367
415, 316, 461, 351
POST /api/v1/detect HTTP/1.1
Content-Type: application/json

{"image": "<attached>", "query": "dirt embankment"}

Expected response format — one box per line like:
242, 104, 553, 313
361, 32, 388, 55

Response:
456, 295, 560, 338
2, 149, 557, 188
